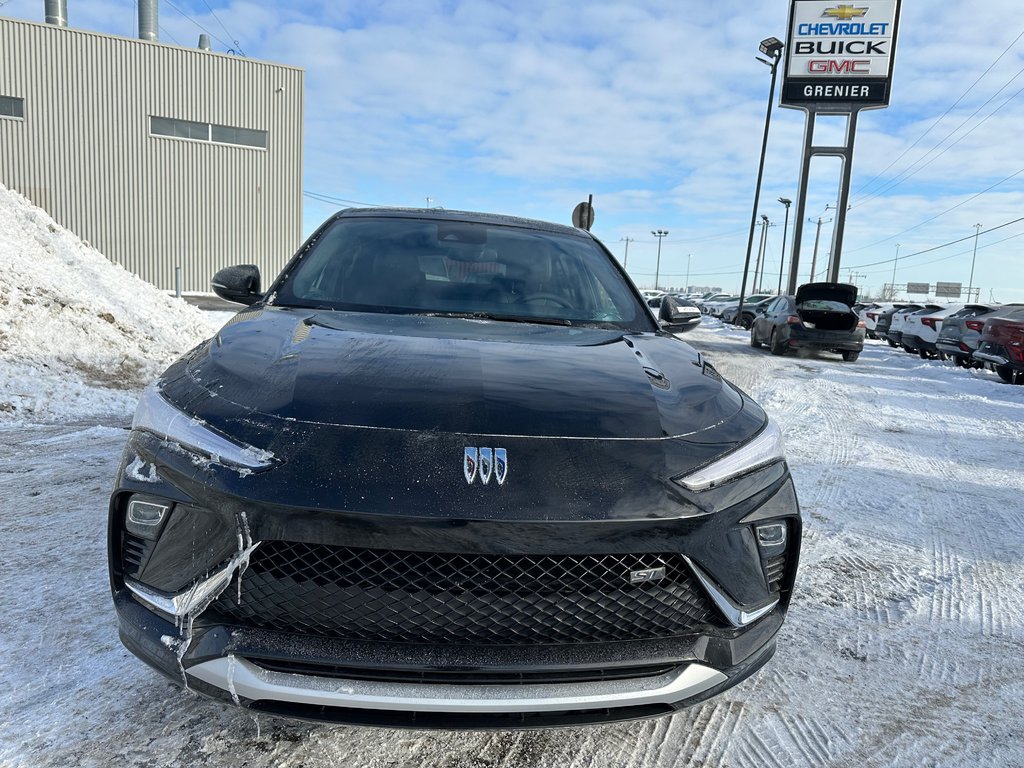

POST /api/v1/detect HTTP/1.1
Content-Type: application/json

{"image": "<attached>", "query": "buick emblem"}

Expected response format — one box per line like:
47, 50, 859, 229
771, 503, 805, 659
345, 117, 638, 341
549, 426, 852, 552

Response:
464, 447, 507, 485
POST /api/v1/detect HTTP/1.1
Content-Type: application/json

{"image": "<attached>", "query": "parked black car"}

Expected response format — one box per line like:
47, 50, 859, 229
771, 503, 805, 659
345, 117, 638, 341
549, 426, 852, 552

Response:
937, 304, 1024, 367
109, 208, 801, 728
733, 297, 776, 330
874, 303, 920, 344
749, 283, 865, 361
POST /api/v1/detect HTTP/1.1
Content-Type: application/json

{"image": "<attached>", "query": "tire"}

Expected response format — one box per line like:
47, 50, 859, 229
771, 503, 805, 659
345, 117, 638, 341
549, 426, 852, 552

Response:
842, 350, 860, 362
887, 339, 898, 348
741, 315, 753, 330
750, 327, 762, 348
996, 366, 1023, 384
954, 356, 971, 369
770, 329, 786, 356
918, 348, 929, 360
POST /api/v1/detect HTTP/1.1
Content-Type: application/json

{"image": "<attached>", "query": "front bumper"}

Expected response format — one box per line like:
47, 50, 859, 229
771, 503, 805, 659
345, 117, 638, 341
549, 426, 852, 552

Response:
109, 431, 800, 728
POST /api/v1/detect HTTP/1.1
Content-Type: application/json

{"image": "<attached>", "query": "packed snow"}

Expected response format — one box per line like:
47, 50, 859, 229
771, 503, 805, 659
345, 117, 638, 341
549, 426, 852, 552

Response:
1, 189, 1023, 766
0, 182, 220, 423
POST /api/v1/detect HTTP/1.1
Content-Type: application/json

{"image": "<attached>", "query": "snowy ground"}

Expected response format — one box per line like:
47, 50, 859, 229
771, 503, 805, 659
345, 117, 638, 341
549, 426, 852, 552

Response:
2, 317, 1022, 767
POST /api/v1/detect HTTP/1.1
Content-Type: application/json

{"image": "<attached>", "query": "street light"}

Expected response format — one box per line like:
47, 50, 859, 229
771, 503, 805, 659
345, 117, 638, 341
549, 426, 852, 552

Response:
652, 230, 669, 290
685, 254, 692, 294
968, 223, 981, 302
737, 35, 784, 322
777, 197, 792, 294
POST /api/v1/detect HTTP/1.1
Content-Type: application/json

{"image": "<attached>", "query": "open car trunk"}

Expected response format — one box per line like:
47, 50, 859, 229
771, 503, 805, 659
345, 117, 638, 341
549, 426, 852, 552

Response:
795, 282, 859, 332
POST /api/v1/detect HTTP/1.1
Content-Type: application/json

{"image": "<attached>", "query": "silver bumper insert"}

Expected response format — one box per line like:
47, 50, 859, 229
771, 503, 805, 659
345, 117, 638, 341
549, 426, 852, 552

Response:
972, 351, 1009, 366
186, 656, 727, 714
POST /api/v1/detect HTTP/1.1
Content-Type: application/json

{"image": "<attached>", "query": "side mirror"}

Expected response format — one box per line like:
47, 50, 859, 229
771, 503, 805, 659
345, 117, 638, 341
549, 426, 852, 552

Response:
756, 307, 766, 315
212, 265, 263, 305
659, 296, 686, 331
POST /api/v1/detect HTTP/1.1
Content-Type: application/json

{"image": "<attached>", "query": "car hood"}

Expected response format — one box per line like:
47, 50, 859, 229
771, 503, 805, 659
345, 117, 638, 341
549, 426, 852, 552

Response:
795, 282, 858, 307
170, 307, 746, 441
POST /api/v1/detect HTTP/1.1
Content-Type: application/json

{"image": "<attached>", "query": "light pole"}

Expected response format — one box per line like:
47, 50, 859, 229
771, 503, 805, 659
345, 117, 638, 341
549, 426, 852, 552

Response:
685, 254, 692, 293
890, 242, 901, 299
968, 223, 981, 302
736, 36, 784, 322
777, 197, 791, 294
620, 236, 634, 268
652, 230, 668, 290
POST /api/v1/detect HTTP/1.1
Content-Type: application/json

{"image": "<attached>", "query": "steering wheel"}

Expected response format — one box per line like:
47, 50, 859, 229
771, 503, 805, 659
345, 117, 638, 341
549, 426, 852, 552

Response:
514, 292, 574, 309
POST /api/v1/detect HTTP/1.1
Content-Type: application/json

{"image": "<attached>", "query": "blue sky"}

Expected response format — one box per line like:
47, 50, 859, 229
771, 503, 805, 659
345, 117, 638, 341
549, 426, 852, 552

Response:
5, 0, 1024, 301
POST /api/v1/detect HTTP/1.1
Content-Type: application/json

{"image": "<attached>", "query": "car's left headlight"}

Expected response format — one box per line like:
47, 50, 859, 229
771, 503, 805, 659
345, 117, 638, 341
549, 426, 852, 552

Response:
132, 384, 276, 471
673, 419, 785, 491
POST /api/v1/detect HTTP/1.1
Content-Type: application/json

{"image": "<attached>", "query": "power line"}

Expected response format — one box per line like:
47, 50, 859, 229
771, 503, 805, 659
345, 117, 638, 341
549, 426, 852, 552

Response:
853, 26, 1024, 198
851, 63, 1024, 209
304, 189, 382, 207
845, 216, 1024, 271
162, 0, 236, 51
844, 165, 1024, 254
198, 0, 245, 55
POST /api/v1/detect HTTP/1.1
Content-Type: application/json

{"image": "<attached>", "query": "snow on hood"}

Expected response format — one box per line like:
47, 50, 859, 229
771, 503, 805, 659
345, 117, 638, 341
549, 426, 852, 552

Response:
0, 183, 217, 423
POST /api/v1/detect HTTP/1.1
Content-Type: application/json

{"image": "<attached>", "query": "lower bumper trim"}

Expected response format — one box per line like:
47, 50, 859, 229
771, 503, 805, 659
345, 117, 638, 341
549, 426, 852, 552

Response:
186, 656, 727, 714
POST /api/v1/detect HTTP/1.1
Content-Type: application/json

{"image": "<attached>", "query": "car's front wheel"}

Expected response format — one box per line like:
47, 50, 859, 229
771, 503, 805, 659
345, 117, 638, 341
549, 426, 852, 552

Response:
842, 350, 860, 362
750, 327, 762, 348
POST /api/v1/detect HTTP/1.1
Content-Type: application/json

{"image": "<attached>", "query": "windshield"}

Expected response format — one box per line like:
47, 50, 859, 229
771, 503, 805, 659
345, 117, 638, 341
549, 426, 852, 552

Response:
272, 217, 650, 330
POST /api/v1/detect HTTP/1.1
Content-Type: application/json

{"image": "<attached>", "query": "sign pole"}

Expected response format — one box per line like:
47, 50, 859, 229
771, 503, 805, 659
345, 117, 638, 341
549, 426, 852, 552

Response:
781, 0, 901, 292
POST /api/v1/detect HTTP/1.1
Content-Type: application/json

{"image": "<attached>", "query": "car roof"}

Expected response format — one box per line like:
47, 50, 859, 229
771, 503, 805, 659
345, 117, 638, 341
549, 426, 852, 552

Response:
331, 207, 592, 239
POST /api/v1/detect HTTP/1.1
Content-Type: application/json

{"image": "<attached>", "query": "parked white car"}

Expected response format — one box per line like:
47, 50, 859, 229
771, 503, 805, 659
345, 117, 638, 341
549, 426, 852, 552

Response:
901, 305, 963, 359
888, 304, 942, 348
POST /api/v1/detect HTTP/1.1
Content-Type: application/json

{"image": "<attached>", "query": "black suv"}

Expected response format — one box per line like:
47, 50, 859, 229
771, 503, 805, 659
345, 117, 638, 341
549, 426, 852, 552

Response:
109, 209, 801, 728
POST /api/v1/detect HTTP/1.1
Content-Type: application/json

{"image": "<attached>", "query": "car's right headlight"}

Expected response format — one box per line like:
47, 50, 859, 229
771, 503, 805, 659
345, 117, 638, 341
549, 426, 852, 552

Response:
132, 384, 276, 471
673, 420, 786, 491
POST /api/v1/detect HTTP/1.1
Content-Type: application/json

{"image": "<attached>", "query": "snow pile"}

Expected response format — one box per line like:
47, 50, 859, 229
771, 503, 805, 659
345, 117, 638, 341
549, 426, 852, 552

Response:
0, 182, 217, 423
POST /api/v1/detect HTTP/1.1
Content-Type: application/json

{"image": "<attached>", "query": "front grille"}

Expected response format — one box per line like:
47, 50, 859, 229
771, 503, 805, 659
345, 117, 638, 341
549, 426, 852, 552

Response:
212, 541, 721, 645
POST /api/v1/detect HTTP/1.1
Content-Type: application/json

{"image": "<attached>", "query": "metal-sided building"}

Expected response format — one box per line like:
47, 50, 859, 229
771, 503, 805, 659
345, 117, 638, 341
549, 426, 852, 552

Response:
0, 3, 303, 292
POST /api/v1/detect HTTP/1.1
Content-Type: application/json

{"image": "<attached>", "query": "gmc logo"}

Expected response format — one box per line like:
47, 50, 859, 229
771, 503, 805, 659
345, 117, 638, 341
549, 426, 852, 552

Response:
808, 59, 870, 74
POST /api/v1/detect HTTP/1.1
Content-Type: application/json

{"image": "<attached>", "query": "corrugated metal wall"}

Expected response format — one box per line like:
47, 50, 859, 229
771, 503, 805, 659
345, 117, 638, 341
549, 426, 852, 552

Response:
0, 17, 303, 292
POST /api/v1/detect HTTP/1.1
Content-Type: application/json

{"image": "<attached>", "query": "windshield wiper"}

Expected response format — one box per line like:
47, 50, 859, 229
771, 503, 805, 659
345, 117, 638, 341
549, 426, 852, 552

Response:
421, 311, 573, 327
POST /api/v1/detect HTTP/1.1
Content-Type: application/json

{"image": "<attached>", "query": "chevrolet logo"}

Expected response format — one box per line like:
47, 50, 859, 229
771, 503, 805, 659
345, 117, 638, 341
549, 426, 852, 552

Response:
822, 4, 868, 20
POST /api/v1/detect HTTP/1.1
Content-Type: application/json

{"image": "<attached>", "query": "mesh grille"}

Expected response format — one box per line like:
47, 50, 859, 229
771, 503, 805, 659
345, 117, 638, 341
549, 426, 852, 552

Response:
213, 541, 721, 645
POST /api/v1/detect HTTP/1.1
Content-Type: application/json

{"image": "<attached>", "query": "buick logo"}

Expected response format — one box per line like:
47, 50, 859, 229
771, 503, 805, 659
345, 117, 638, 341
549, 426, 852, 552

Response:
464, 447, 507, 485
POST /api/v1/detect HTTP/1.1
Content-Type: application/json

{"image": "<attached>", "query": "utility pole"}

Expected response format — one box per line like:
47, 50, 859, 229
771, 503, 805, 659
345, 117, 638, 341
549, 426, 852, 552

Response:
753, 216, 769, 292
620, 237, 635, 268
652, 230, 668, 290
968, 223, 981, 301
889, 243, 901, 300
807, 215, 829, 282
685, 254, 692, 293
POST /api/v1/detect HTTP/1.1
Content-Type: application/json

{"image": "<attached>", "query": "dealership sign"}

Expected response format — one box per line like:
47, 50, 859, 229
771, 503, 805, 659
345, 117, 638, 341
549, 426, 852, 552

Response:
782, 0, 901, 108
